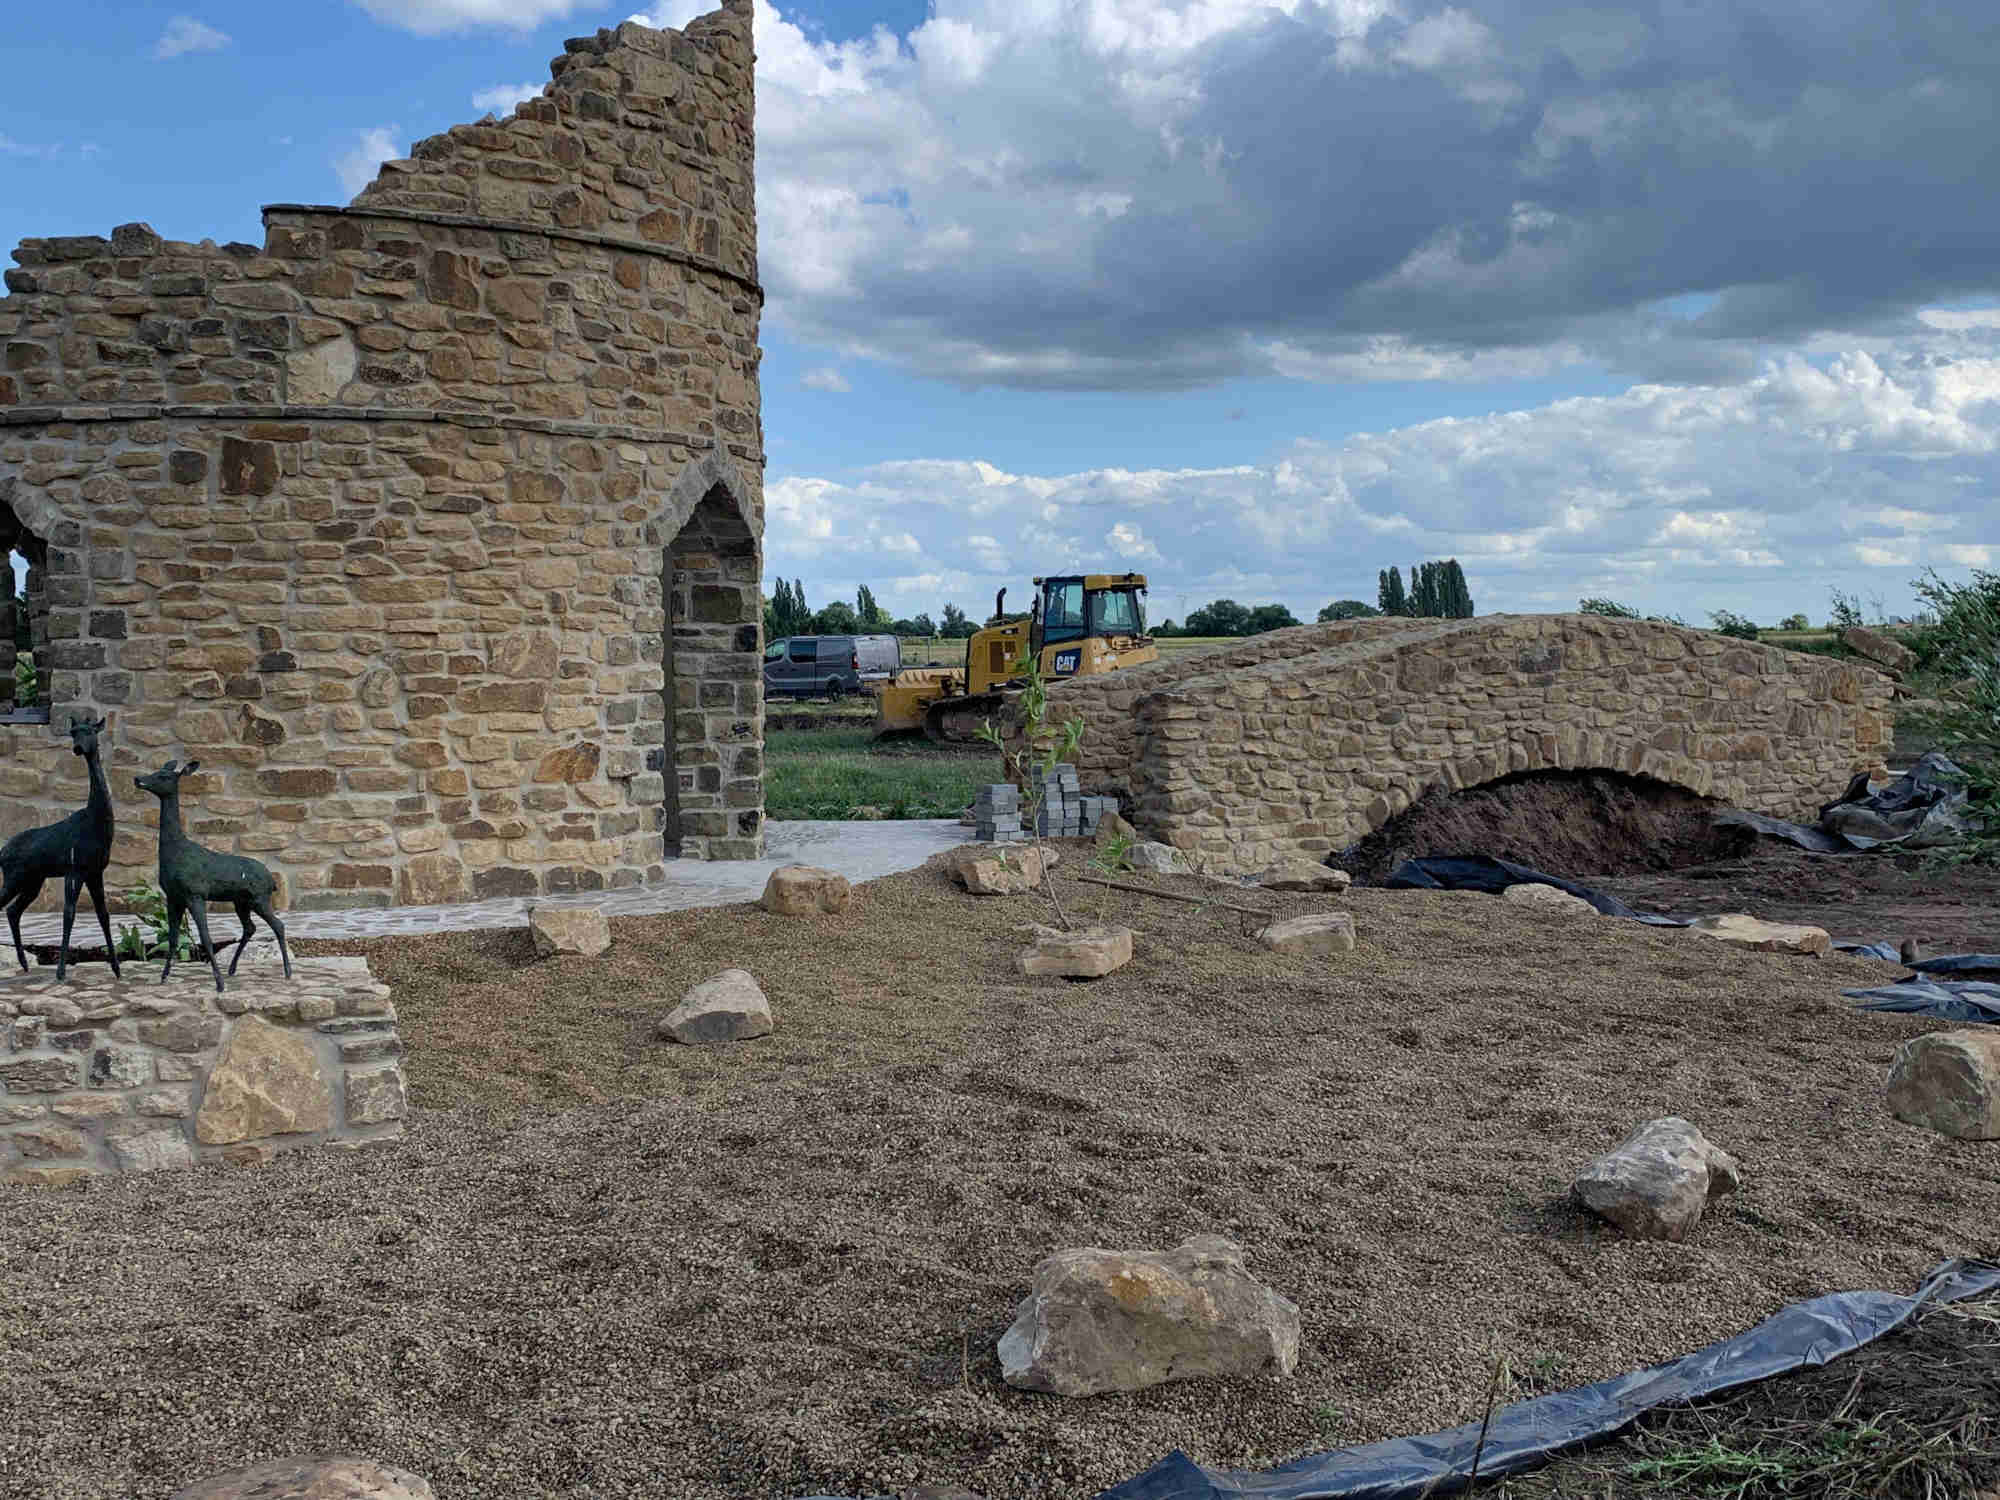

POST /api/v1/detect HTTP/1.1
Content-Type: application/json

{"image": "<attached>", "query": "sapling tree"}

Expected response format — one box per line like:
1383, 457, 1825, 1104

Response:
977, 647, 1084, 929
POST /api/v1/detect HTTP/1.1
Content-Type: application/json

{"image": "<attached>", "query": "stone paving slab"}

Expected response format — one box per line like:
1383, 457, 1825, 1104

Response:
8, 820, 968, 950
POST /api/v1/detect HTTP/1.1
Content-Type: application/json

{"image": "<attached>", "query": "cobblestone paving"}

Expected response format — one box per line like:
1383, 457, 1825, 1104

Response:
9, 820, 968, 951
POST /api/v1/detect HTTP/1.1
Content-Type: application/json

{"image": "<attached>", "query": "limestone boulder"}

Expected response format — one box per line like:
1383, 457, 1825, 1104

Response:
1257, 912, 1357, 956
194, 1018, 333, 1146
947, 844, 1052, 895
1016, 924, 1133, 978
1687, 913, 1831, 956
998, 1234, 1300, 1397
1572, 1117, 1741, 1242
1842, 626, 1916, 675
761, 865, 852, 916
1503, 883, 1598, 918
1886, 1029, 2000, 1140
528, 906, 611, 959
1126, 842, 1189, 875
1254, 857, 1351, 894
659, 969, 774, 1044
171, 1456, 436, 1500
1093, 811, 1137, 849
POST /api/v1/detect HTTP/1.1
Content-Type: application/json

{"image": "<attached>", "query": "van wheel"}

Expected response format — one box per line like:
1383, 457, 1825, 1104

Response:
826, 679, 845, 701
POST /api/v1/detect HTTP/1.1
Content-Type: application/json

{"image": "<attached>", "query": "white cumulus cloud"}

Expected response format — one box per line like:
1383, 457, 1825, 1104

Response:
472, 81, 547, 116
332, 126, 402, 198
764, 346, 2000, 624
153, 16, 231, 58
799, 366, 852, 393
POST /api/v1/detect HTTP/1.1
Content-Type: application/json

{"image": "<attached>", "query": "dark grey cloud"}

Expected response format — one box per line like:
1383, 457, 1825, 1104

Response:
749, 0, 2000, 389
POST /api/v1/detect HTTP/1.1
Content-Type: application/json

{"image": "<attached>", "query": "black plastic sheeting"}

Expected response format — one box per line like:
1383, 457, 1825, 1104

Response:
1382, 855, 1685, 926
1846, 979, 2000, 1023
1097, 1257, 2000, 1500
1721, 752, 1974, 854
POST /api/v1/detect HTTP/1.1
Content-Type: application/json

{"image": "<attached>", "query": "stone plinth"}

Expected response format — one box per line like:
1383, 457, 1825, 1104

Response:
0, 957, 405, 1184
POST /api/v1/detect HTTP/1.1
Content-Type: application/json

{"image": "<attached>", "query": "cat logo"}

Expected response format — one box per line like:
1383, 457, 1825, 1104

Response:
1052, 650, 1082, 676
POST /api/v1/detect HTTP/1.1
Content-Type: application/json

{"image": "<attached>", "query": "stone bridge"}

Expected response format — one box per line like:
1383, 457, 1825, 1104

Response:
1023, 614, 1895, 875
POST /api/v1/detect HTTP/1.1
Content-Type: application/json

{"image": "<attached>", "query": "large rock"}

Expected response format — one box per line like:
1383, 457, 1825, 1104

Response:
1687, 913, 1831, 956
998, 1234, 1300, 1396
1255, 857, 1352, 894
947, 843, 1052, 895
1886, 1029, 2000, 1140
171, 1456, 436, 1499
659, 969, 774, 1044
1093, 811, 1137, 849
528, 906, 611, 959
1257, 912, 1357, 956
1572, 1117, 1741, 1241
1842, 626, 1916, 675
1016, 924, 1133, 978
1503, 883, 1598, 918
761, 865, 852, 916
1126, 842, 1189, 875
194, 1018, 334, 1146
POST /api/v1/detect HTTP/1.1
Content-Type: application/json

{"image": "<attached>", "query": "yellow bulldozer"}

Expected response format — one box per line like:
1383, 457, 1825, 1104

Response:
875, 573, 1159, 742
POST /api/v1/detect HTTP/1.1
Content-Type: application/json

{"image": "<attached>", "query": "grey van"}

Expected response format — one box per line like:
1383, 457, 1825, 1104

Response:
763, 635, 901, 699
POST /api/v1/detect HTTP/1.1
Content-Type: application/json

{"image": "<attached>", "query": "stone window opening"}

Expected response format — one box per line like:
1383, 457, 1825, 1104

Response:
658, 477, 762, 861
0, 518, 50, 725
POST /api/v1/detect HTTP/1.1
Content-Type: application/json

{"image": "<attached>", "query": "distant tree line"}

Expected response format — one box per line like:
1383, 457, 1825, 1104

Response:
764, 578, 977, 641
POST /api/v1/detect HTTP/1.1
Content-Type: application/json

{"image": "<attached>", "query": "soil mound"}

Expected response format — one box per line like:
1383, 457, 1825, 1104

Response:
1337, 769, 1752, 883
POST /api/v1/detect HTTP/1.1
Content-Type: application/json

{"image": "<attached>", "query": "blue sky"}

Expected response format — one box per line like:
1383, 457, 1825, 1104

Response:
7, 0, 1999, 628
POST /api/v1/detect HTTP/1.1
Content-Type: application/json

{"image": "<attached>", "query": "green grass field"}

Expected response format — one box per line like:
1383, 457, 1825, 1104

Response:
763, 728, 1001, 821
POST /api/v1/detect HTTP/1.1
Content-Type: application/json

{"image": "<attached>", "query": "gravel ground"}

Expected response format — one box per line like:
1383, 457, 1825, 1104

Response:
3, 852, 1997, 1500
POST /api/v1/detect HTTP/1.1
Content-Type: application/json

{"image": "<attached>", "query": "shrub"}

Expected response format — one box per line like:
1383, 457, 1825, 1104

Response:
1709, 609, 1760, 640
1904, 569, 2000, 862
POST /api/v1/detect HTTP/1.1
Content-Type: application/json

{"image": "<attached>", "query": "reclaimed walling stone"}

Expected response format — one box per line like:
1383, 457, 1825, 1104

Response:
193, 1017, 334, 1146
998, 1234, 1300, 1397
947, 843, 1053, 895
1886, 1030, 2000, 1140
761, 865, 852, 916
1503, 882, 1598, 917
1126, 842, 1189, 875
659, 969, 774, 1044
1573, 1117, 1741, 1242
528, 906, 612, 959
1257, 912, 1357, 956
1687, 913, 1831, 956
169, 1455, 436, 1500
1016, 924, 1133, 978
1254, 857, 1352, 894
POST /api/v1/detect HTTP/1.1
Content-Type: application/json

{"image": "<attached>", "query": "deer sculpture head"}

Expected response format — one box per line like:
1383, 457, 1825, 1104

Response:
67, 714, 106, 760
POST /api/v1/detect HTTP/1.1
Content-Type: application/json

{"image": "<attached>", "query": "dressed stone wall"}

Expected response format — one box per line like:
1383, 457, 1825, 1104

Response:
1032, 614, 1894, 875
0, 2, 762, 911
0, 958, 404, 1185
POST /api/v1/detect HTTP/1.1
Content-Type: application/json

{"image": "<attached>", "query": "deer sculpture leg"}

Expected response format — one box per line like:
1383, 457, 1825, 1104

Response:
4, 877, 43, 973
58, 870, 84, 982
158, 895, 184, 983
252, 898, 294, 980
186, 895, 226, 994
84, 872, 120, 979
226, 898, 257, 977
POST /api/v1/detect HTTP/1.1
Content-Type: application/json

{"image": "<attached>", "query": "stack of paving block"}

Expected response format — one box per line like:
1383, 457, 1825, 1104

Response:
1034, 764, 1085, 837
971, 783, 1025, 842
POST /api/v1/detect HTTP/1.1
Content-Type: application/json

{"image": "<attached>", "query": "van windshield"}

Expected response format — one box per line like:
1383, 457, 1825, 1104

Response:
764, 639, 788, 662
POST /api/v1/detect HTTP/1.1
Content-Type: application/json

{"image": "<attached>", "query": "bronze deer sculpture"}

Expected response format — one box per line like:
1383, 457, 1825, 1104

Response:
134, 759, 293, 993
0, 715, 120, 981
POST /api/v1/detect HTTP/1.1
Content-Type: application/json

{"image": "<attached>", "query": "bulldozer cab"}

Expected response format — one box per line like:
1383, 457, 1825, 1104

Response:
1031, 574, 1148, 675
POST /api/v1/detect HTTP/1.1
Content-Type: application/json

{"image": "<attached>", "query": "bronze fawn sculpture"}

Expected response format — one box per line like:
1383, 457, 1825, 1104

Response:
134, 759, 293, 993
0, 715, 121, 981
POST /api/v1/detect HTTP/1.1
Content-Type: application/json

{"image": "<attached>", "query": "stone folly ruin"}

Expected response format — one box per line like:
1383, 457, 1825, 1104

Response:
0, 0, 763, 912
